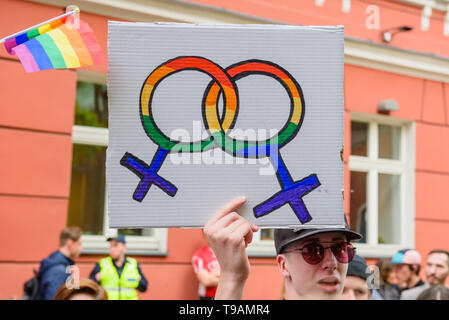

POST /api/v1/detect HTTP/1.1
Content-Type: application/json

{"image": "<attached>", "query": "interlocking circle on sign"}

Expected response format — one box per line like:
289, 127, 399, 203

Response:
121, 56, 321, 224
139, 56, 304, 157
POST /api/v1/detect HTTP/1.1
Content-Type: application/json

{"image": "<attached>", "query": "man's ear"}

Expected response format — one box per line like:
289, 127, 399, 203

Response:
65, 239, 73, 249
412, 265, 418, 274
276, 254, 291, 280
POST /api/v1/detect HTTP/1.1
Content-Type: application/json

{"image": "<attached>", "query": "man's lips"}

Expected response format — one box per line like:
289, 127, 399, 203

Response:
317, 277, 340, 292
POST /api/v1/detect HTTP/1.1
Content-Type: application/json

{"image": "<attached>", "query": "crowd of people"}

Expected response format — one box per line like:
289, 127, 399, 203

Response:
33, 227, 147, 300
201, 196, 449, 300
28, 197, 449, 300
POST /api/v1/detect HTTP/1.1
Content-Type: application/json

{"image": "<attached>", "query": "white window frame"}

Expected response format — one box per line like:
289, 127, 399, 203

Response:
72, 72, 167, 256
247, 229, 277, 257
349, 112, 415, 258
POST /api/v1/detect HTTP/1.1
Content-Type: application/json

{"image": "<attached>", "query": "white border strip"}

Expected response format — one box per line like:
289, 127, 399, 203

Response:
393, 0, 447, 12
344, 38, 449, 83
26, 0, 273, 24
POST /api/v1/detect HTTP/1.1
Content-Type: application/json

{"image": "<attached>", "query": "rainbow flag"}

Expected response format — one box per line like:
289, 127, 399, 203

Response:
4, 17, 106, 72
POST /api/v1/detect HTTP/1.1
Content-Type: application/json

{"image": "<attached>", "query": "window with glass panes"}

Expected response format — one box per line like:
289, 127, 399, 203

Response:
247, 228, 277, 256
349, 114, 414, 257
68, 79, 166, 255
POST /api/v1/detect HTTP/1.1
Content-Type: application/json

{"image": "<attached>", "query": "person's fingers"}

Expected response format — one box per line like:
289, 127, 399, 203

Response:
244, 229, 254, 247
230, 222, 254, 247
223, 218, 246, 234
207, 211, 242, 234
206, 196, 246, 226
250, 223, 258, 232
244, 223, 258, 247
210, 218, 246, 246
224, 216, 258, 235
212, 214, 257, 240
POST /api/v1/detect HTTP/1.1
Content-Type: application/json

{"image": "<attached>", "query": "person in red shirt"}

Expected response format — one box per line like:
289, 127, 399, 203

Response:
192, 240, 220, 300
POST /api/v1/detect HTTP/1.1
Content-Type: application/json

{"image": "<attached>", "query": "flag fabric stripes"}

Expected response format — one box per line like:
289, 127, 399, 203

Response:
4, 16, 68, 55
4, 18, 106, 72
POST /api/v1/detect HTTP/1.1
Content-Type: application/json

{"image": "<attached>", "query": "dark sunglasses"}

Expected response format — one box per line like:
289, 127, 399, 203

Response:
282, 241, 356, 265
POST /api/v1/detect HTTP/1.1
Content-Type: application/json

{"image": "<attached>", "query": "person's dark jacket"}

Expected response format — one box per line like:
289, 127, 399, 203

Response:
377, 283, 401, 300
38, 251, 75, 300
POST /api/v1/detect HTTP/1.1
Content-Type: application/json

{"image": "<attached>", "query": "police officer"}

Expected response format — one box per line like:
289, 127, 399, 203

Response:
90, 234, 148, 300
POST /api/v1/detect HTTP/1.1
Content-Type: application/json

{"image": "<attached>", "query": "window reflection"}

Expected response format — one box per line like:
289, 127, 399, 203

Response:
67, 144, 106, 235
378, 173, 401, 244
350, 171, 367, 243
75, 81, 108, 128
351, 121, 368, 156
379, 125, 401, 160
261, 229, 274, 241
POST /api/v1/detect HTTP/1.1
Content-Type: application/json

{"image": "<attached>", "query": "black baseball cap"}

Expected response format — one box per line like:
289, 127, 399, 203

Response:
347, 254, 370, 280
274, 216, 362, 254
107, 233, 126, 244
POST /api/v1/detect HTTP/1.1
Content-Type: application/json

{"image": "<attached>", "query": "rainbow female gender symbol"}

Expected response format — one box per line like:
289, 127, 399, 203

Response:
121, 56, 321, 223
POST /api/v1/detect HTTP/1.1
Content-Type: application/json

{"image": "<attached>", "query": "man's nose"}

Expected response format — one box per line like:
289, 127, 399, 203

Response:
427, 265, 436, 274
321, 247, 338, 271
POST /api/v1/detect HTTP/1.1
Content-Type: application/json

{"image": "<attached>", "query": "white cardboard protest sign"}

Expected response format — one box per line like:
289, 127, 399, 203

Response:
107, 22, 344, 229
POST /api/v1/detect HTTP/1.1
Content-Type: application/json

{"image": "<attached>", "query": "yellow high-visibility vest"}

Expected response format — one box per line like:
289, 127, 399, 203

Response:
99, 256, 140, 300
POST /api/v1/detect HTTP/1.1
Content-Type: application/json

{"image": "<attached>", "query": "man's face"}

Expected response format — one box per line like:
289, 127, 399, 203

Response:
68, 237, 83, 259
341, 276, 369, 300
392, 264, 412, 286
109, 240, 126, 260
279, 232, 349, 300
426, 253, 449, 285
387, 269, 398, 285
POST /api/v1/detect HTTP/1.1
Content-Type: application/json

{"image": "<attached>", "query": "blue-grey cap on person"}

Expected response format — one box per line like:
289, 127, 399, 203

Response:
107, 233, 126, 244
274, 216, 362, 255
347, 255, 370, 280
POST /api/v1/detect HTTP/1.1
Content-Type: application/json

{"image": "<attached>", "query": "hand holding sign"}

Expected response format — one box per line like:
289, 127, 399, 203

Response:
203, 196, 258, 300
